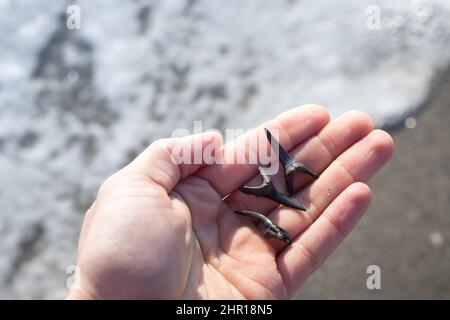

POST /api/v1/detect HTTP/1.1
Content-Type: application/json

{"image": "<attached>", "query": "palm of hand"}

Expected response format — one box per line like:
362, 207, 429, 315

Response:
71, 105, 393, 300
78, 173, 283, 299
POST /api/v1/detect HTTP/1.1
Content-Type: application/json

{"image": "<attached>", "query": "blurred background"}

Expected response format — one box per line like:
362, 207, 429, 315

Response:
0, 0, 449, 299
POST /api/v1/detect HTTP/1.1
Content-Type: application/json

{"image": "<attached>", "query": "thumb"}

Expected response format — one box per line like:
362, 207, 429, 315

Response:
126, 131, 223, 192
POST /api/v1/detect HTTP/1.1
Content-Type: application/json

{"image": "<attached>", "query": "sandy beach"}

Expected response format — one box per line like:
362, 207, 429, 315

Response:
296, 69, 450, 299
1, 1, 449, 299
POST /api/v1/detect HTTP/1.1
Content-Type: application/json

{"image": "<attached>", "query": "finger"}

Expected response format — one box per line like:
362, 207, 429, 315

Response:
267, 129, 394, 253
196, 105, 330, 197
125, 131, 223, 193
225, 110, 374, 212
277, 182, 372, 296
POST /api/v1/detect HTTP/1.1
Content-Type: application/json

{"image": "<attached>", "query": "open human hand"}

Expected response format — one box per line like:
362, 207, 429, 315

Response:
67, 105, 394, 299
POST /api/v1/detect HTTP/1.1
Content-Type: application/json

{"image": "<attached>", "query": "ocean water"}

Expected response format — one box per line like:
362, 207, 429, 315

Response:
0, 0, 449, 298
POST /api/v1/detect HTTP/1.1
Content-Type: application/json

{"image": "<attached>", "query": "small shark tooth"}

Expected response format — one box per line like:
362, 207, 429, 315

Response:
265, 128, 319, 194
239, 167, 306, 211
234, 210, 292, 244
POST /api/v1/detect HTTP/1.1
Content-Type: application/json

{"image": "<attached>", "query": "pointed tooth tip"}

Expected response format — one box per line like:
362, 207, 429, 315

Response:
304, 168, 320, 179
283, 197, 306, 211
295, 164, 320, 179
264, 128, 272, 140
287, 199, 306, 211
284, 201, 306, 211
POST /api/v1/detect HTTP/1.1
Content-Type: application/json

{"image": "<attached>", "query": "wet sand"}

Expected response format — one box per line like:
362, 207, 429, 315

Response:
296, 70, 450, 299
